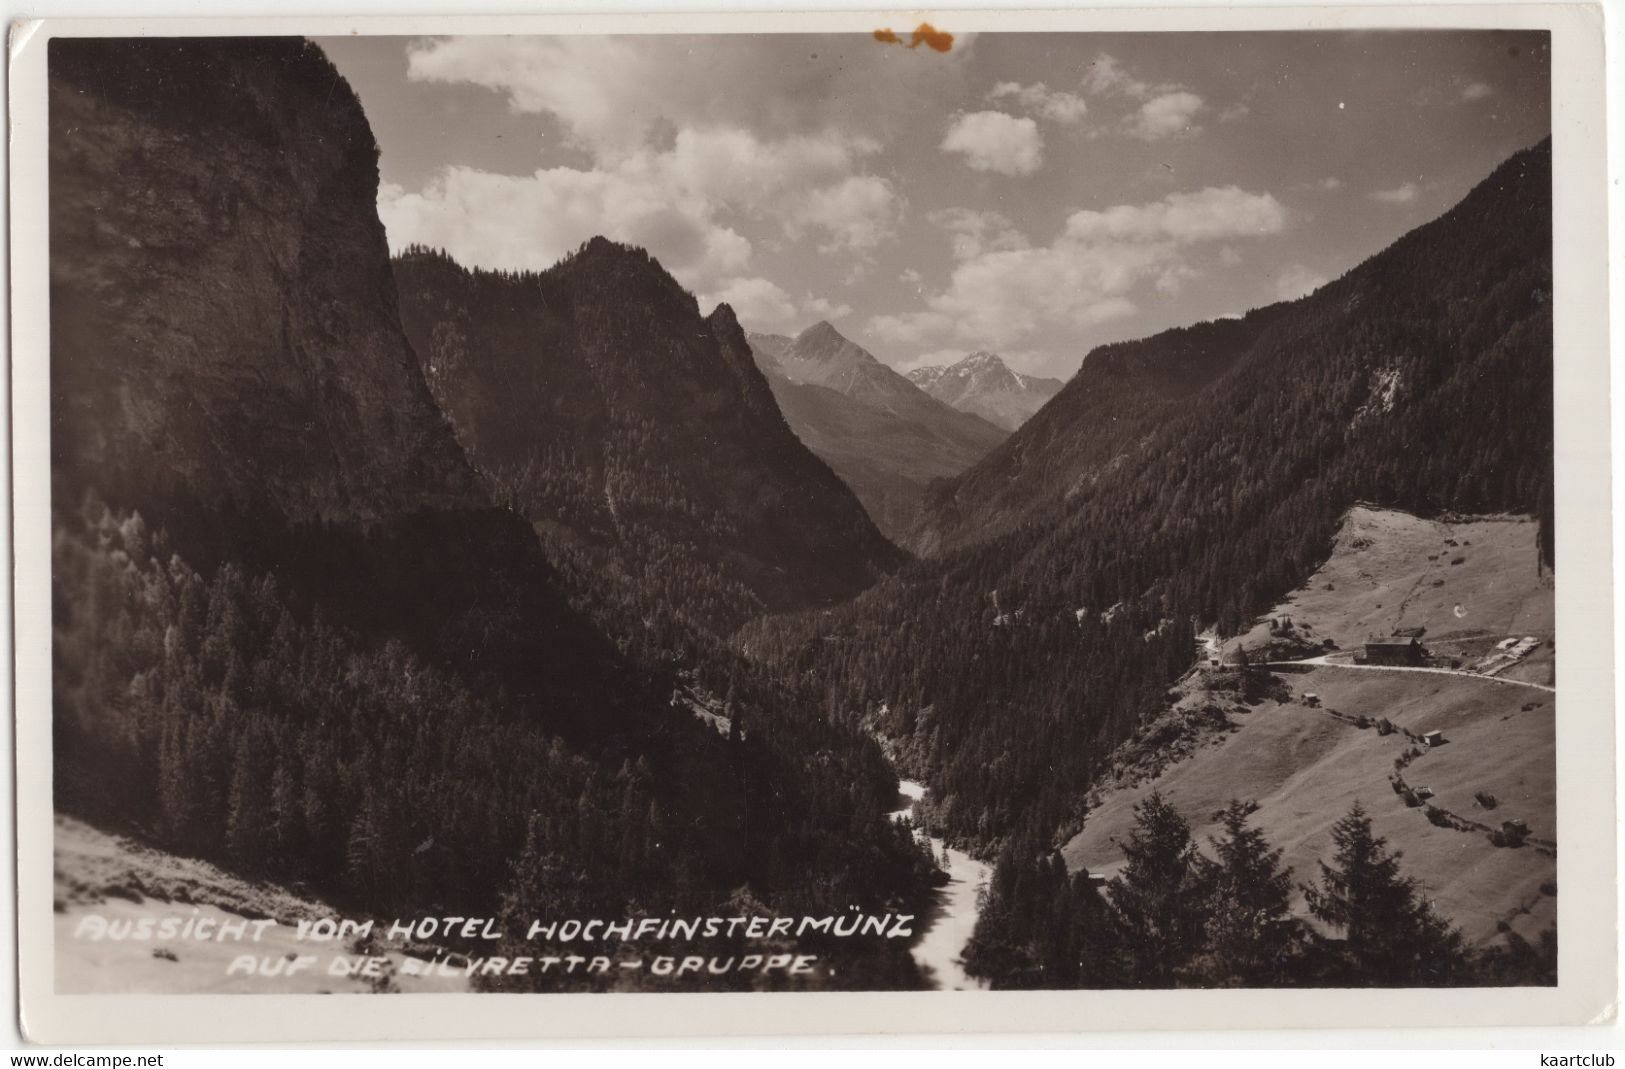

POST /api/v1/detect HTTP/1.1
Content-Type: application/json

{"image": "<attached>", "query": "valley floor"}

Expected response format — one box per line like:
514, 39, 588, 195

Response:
888, 781, 990, 991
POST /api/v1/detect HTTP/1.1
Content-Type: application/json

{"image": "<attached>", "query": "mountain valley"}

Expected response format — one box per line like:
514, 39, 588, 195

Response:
43, 32, 1561, 996
747, 324, 1008, 545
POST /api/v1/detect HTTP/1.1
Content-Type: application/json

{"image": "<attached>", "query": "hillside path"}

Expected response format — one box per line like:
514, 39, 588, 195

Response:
1264, 655, 1555, 694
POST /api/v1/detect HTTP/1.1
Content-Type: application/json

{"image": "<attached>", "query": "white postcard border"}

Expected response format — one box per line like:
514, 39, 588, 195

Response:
8, 4, 1614, 1044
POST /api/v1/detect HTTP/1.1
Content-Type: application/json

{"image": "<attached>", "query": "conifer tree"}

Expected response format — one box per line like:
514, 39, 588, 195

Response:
225, 729, 267, 872
1304, 802, 1465, 985
1203, 799, 1300, 985
1106, 793, 1211, 986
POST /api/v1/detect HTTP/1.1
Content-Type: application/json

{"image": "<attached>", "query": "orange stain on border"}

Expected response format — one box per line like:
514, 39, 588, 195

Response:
873, 23, 953, 52
911, 23, 954, 52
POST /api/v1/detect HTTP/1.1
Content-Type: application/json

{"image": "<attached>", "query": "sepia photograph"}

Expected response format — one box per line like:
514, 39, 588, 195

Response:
9, 6, 1614, 1044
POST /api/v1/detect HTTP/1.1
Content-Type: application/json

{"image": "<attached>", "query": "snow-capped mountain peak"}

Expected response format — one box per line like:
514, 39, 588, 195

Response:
905, 351, 1065, 430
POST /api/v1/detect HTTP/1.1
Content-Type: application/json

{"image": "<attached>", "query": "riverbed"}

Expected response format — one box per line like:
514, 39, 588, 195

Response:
889, 780, 990, 991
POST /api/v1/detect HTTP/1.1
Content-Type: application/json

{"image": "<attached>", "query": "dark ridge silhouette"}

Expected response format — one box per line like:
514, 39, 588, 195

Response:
391, 240, 906, 637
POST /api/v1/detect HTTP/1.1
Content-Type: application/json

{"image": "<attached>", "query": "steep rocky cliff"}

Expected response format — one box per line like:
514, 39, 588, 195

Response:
50, 37, 482, 531
48, 37, 649, 727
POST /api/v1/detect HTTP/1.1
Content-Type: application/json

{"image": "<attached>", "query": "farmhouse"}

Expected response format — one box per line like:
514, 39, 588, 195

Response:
1364, 636, 1426, 665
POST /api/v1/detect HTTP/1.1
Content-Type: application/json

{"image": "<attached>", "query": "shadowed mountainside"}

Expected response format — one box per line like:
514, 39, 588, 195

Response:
911, 139, 1553, 563
391, 244, 907, 637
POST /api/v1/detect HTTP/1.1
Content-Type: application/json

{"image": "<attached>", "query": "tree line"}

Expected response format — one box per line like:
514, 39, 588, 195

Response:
53, 495, 939, 990
964, 794, 1556, 988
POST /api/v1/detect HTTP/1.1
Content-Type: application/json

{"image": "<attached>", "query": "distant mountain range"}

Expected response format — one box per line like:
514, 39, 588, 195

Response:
747, 323, 1007, 544
906, 351, 1064, 431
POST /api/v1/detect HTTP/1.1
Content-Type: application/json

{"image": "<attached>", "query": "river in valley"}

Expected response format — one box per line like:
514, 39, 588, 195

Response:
888, 780, 990, 991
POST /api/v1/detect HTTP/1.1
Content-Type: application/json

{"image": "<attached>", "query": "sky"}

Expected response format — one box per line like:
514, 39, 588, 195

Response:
318, 30, 1550, 380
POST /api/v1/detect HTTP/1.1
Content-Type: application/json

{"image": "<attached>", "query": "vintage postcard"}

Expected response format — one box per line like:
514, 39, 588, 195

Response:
9, 5, 1614, 1045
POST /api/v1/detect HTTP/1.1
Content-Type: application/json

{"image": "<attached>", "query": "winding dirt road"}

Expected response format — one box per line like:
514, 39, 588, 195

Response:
1262, 655, 1555, 694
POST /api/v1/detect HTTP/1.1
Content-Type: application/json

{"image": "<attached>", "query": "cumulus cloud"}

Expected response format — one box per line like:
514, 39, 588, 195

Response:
379, 126, 899, 291
407, 36, 656, 159
1461, 81, 1493, 102
988, 81, 1088, 124
659, 127, 874, 206
702, 277, 853, 333
1314, 177, 1344, 192
803, 294, 855, 320
787, 174, 901, 253
1155, 264, 1200, 295
380, 166, 750, 288
1083, 53, 1151, 98
404, 34, 972, 163
1274, 264, 1328, 301
707, 277, 798, 328
656, 128, 902, 253
1078, 53, 1214, 141
1064, 186, 1286, 243
928, 207, 1030, 260
869, 185, 1286, 351
873, 241, 1148, 346
1370, 181, 1421, 204
941, 111, 1044, 175
1130, 91, 1206, 140
388, 35, 934, 286
867, 309, 955, 348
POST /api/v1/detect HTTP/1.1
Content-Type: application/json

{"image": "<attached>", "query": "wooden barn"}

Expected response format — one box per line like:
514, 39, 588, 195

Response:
1364, 636, 1426, 666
